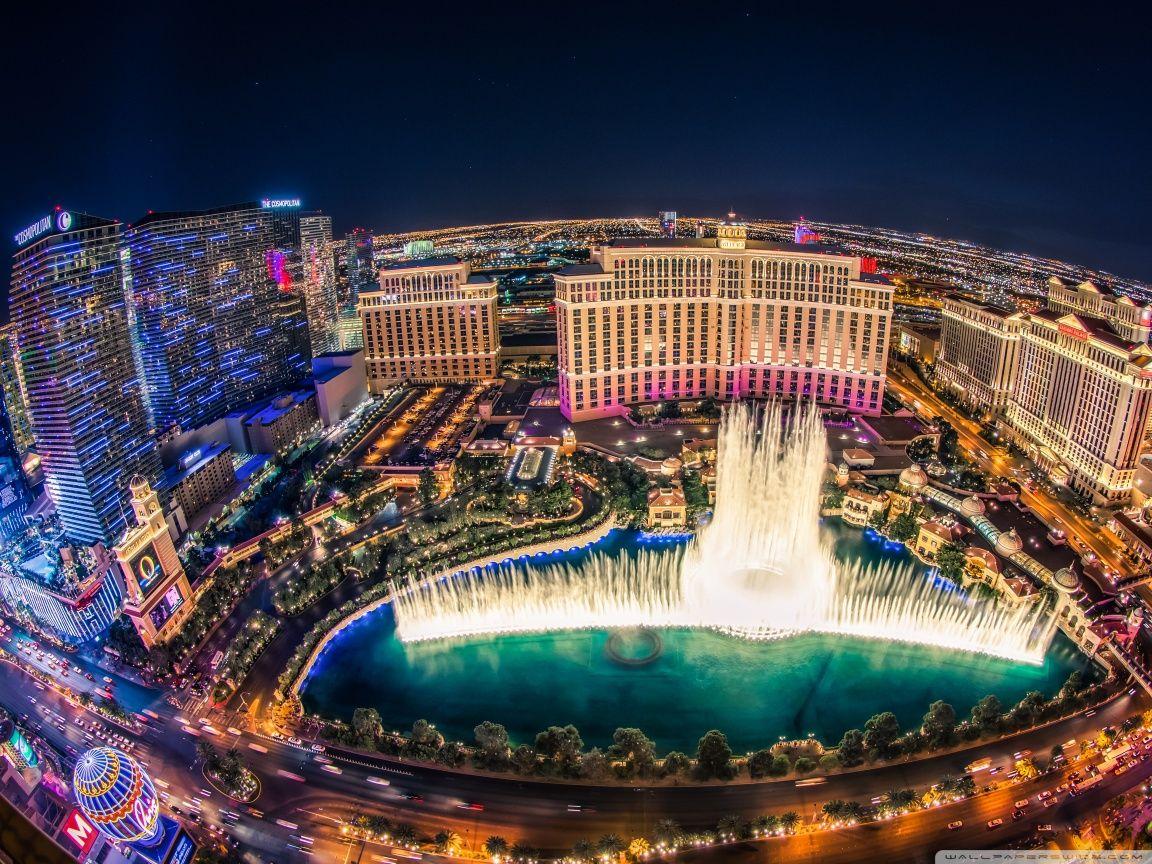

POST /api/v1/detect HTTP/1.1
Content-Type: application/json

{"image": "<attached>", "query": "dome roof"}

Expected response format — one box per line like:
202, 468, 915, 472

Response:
73, 747, 161, 843
128, 474, 150, 493
1053, 567, 1080, 593
899, 463, 928, 489
994, 529, 1023, 556
959, 495, 986, 517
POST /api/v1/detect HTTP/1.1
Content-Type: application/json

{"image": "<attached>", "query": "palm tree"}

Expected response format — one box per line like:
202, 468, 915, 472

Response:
571, 840, 594, 862
434, 831, 463, 856
393, 823, 418, 846
196, 741, 217, 770
779, 812, 801, 834
484, 836, 509, 860
652, 819, 683, 846
596, 834, 624, 859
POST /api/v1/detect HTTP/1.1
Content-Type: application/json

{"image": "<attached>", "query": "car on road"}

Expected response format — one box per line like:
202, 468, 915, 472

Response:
245, 807, 263, 819
400, 793, 423, 802
1012, 809, 1026, 821
1014, 799, 1029, 809
288, 736, 303, 747
310, 744, 325, 752
947, 821, 963, 830
366, 776, 390, 786
457, 802, 484, 811
987, 819, 1004, 829
1037, 824, 1053, 832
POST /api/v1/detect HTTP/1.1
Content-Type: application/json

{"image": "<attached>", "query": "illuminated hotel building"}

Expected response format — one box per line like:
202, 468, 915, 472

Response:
9, 210, 159, 544
935, 297, 1025, 415
553, 218, 892, 421
0, 324, 34, 462
359, 256, 500, 389
300, 213, 341, 356
125, 201, 311, 433
1006, 277, 1152, 504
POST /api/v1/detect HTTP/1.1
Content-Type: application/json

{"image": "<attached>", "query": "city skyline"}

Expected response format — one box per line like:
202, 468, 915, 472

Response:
5, 4, 1152, 311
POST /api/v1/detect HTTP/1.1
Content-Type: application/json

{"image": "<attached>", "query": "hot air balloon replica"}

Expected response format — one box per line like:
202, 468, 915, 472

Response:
72, 746, 194, 862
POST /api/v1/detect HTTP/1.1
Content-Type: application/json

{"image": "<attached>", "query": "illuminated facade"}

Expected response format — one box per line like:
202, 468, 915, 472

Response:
359, 257, 500, 389
0, 323, 34, 461
0, 543, 124, 643
125, 201, 311, 434
554, 219, 892, 421
112, 476, 193, 647
1006, 278, 1152, 503
300, 213, 340, 356
9, 210, 159, 543
935, 297, 1025, 414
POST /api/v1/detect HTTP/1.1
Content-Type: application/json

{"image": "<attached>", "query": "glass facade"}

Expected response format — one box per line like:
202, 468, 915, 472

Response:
9, 212, 159, 543
125, 202, 311, 434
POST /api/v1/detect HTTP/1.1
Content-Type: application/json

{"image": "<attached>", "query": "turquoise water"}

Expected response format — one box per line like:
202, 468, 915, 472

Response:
301, 525, 1091, 753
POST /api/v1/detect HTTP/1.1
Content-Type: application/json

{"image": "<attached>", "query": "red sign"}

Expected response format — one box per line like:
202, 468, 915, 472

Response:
60, 809, 98, 858
1058, 323, 1088, 341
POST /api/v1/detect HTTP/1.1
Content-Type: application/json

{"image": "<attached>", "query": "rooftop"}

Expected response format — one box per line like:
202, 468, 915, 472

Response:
600, 237, 853, 256
157, 440, 231, 492
380, 255, 461, 271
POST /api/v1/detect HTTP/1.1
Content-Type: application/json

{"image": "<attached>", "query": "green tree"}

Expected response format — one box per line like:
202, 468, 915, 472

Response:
819, 753, 841, 772
922, 700, 957, 749
887, 511, 919, 542
863, 711, 902, 760
418, 467, 439, 506
534, 724, 583, 775
747, 748, 776, 779
695, 729, 734, 779
609, 727, 657, 777
484, 837, 510, 860
779, 812, 801, 834
716, 813, 744, 837
352, 707, 383, 747
794, 756, 817, 774
867, 509, 888, 530
473, 720, 510, 768
661, 751, 690, 776
1013, 690, 1047, 727
581, 747, 609, 780
935, 542, 968, 584
836, 728, 866, 766
767, 754, 791, 777
970, 694, 1003, 732
512, 744, 537, 774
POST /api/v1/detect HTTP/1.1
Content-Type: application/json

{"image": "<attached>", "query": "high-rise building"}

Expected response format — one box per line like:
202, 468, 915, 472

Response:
1006, 278, 1152, 504
935, 297, 1026, 415
10, 209, 159, 543
0, 324, 33, 463
554, 217, 892, 421
359, 257, 499, 389
300, 213, 340, 356
658, 211, 677, 238
125, 201, 311, 434
340, 228, 375, 350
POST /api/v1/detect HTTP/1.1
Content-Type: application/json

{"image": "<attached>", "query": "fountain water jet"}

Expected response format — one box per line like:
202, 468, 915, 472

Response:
393, 403, 1056, 663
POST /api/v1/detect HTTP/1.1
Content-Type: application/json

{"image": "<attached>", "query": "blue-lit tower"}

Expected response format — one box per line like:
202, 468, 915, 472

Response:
124, 201, 311, 434
9, 209, 159, 544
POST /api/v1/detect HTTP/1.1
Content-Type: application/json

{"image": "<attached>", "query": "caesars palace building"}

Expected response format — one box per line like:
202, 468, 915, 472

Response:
553, 218, 892, 421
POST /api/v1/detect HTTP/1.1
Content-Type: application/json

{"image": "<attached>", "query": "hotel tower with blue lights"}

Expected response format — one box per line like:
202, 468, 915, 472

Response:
124, 200, 312, 434
9, 209, 159, 544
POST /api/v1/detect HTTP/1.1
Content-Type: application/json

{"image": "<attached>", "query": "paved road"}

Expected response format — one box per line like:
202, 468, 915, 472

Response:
4, 647, 1150, 864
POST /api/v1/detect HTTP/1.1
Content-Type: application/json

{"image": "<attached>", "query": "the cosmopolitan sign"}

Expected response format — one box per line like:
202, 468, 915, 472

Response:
261, 198, 301, 208
14, 210, 71, 246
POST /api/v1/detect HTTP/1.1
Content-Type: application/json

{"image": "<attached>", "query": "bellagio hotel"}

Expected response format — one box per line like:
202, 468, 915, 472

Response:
358, 256, 500, 391
554, 219, 892, 421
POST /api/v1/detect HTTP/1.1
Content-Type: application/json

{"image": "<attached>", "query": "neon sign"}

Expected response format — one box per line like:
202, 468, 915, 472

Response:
261, 198, 301, 208
14, 214, 52, 246
1058, 323, 1088, 341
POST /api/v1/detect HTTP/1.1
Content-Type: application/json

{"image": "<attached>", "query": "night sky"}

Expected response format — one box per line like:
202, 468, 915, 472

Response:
6, 3, 1152, 292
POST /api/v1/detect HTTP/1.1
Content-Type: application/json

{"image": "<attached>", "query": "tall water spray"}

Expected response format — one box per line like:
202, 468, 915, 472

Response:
394, 403, 1056, 662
